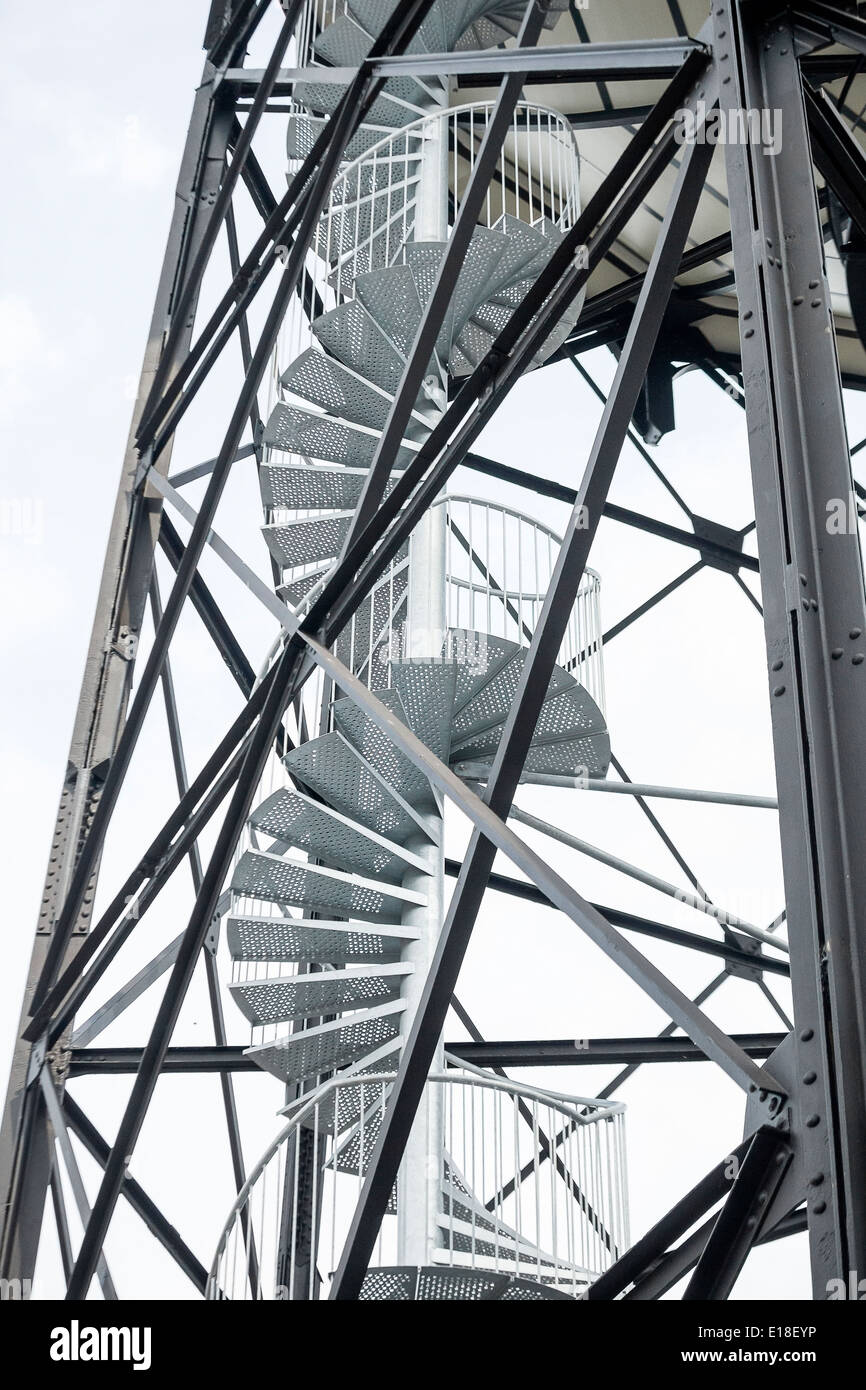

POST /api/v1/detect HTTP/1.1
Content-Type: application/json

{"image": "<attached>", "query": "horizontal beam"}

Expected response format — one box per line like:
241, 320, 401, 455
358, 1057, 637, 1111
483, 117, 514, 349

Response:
225, 39, 707, 93
68, 1034, 786, 1075
455, 762, 778, 809
461, 452, 757, 572
443, 859, 789, 976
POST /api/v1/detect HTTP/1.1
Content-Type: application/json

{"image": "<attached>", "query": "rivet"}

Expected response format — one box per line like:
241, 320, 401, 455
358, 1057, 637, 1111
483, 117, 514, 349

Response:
809, 280, 819, 289
803, 1071, 817, 1084
746, 1215, 758, 1229
800, 573, 808, 586
811, 1172, 825, 1186
723, 74, 731, 84
802, 598, 810, 610
811, 599, 818, 611
773, 685, 786, 696
854, 654, 864, 665
801, 1028, 814, 1041
793, 295, 804, 306
776, 258, 783, 268
850, 628, 862, 639
744, 309, 753, 320
781, 47, 789, 55
745, 328, 755, 338
832, 648, 844, 659
749, 1083, 757, 1092
766, 238, 773, 248
806, 1113, 821, 1128
771, 659, 783, 671
814, 1200, 827, 1215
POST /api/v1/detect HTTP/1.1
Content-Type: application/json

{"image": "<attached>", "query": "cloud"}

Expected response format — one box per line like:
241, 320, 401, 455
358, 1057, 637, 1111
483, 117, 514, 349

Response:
0, 295, 62, 421
65, 113, 174, 190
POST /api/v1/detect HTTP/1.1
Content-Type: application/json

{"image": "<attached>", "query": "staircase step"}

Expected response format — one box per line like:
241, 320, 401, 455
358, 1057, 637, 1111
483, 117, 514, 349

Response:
286, 113, 391, 164
313, 12, 378, 68
333, 689, 434, 806
336, 559, 410, 688
279, 348, 426, 434
452, 648, 573, 743
313, 299, 407, 395
328, 1103, 399, 1213
263, 402, 417, 469
294, 77, 435, 129
404, 231, 508, 359
289, 1037, 400, 1134
248, 787, 428, 882
229, 962, 412, 1026
353, 264, 426, 361
246, 999, 406, 1083
263, 513, 352, 568
227, 915, 419, 965
359, 1266, 575, 1300
284, 731, 435, 842
260, 462, 397, 512
232, 848, 425, 924
278, 563, 332, 609
436, 1215, 579, 1274
444, 629, 522, 714
389, 659, 458, 764
451, 683, 605, 760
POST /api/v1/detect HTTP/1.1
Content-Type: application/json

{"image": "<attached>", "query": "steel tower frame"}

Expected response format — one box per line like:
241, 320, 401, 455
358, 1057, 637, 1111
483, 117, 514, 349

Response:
3, 0, 866, 1300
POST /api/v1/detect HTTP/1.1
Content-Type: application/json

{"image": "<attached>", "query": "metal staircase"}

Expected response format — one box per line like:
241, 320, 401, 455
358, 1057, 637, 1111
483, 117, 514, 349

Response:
209, 0, 623, 1301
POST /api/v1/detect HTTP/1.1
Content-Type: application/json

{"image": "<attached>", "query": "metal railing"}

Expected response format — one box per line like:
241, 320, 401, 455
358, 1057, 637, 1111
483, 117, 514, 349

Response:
206, 1068, 627, 1300
315, 101, 580, 299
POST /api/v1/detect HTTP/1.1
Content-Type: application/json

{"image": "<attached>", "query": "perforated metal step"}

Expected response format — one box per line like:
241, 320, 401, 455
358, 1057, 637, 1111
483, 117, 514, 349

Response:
284, 731, 435, 842
260, 462, 397, 512
359, 1265, 575, 1300
279, 348, 425, 434
232, 848, 425, 924
263, 513, 352, 569
229, 962, 412, 1026
263, 402, 417, 470
227, 915, 419, 966
290, 1036, 401, 1134
389, 659, 458, 764
248, 787, 428, 883
313, 299, 407, 395
246, 998, 406, 1083
451, 646, 573, 744
451, 682, 606, 761
333, 688, 434, 806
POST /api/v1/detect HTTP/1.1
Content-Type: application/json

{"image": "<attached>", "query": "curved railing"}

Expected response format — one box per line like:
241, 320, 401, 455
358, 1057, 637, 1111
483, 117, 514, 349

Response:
207, 1067, 627, 1301
312, 100, 580, 298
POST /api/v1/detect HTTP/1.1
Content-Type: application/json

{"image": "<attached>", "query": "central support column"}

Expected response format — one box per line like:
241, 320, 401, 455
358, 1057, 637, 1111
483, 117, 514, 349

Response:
397, 96, 449, 1268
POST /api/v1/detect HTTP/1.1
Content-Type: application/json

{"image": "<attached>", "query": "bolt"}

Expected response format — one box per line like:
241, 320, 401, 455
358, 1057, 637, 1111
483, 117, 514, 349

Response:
814, 1200, 827, 1215
855, 654, 865, 666
811, 1173, 825, 1186
832, 648, 843, 659
772, 659, 783, 671
803, 1071, 817, 1084
806, 1113, 821, 1128
850, 628, 862, 639
801, 1028, 814, 1041
800, 573, 808, 586
793, 296, 804, 306
773, 685, 785, 696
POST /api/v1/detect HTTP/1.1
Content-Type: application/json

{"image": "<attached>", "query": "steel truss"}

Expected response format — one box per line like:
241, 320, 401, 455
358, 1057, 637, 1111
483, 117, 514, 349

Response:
3, 0, 866, 1302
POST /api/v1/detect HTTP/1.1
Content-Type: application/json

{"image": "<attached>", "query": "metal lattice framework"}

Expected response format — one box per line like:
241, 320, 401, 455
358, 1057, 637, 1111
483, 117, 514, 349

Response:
4, 0, 866, 1301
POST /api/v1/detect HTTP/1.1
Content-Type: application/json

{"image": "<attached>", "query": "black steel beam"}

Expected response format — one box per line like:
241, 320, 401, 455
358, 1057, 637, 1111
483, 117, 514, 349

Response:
720, 0, 866, 1295
62, 1095, 209, 1295
67, 1034, 786, 1075
63, 0, 442, 1302
683, 1127, 792, 1300
443, 859, 789, 976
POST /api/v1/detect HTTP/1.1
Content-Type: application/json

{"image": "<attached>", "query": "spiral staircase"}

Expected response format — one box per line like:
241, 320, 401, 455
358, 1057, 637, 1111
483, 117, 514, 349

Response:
210, 0, 626, 1301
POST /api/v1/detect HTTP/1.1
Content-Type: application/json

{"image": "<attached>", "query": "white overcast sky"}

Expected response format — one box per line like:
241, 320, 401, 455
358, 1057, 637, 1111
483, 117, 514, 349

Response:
6, 1, 864, 1300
